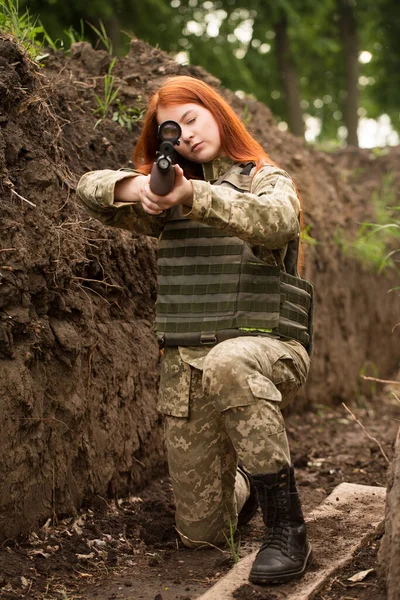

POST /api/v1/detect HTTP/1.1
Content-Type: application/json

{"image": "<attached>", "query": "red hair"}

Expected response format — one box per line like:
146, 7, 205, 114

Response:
134, 76, 304, 271
134, 75, 277, 175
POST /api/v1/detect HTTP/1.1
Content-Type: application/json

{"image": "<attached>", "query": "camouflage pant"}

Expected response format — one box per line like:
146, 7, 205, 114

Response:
158, 337, 310, 548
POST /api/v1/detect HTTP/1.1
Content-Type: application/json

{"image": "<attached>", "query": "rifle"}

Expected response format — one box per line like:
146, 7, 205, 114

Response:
149, 120, 182, 196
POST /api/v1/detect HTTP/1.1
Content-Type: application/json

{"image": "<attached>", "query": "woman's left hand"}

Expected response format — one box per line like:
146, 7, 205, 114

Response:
140, 165, 194, 215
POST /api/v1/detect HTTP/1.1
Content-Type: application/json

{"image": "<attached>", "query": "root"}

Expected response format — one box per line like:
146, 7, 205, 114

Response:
71, 276, 122, 290
10, 188, 36, 207
362, 375, 400, 386
342, 403, 390, 464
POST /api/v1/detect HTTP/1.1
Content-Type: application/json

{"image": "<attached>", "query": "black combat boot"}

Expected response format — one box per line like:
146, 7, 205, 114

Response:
249, 465, 312, 584
237, 461, 258, 526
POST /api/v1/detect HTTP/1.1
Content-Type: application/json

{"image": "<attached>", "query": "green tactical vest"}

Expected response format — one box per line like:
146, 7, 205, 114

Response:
155, 163, 314, 355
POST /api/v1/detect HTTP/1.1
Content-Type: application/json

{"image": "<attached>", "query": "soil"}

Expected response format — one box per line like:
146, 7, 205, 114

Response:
0, 33, 399, 600
0, 389, 398, 600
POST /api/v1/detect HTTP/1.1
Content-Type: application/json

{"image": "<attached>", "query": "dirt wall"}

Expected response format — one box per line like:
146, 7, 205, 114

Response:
378, 426, 400, 599
0, 35, 399, 540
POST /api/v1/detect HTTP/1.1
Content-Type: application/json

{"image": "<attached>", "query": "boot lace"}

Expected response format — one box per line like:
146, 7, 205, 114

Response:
260, 481, 291, 554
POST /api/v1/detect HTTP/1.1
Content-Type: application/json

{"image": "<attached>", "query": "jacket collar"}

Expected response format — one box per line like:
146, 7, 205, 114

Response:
202, 157, 236, 182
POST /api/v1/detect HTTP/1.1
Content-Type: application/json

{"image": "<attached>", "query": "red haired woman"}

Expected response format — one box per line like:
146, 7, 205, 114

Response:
77, 75, 314, 585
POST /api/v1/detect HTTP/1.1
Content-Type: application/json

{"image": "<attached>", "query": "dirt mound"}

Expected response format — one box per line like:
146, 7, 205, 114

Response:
0, 34, 399, 542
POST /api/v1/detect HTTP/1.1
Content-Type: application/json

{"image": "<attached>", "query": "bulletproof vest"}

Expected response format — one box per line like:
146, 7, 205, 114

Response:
156, 163, 314, 355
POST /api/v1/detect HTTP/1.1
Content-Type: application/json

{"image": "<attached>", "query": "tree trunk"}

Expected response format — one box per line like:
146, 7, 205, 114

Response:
337, 0, 359, 146
274, 15, 305, 138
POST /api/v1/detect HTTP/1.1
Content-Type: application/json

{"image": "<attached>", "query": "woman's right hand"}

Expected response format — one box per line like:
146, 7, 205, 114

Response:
114, 174, 150, 203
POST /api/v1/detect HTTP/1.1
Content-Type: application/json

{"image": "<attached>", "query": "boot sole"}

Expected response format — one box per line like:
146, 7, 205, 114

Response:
249, 547, 313, 585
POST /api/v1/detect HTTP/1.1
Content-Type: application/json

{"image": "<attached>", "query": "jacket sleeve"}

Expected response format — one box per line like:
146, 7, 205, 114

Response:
76, 169, 166, 238
187, 167, 300, 248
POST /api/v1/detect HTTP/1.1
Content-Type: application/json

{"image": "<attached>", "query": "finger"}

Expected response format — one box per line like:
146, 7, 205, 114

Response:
143, 206, 164, 215
174, 164, 184, 184
141, 195, 165, 214
141, 201, 164, 215
143, 183, 163, 204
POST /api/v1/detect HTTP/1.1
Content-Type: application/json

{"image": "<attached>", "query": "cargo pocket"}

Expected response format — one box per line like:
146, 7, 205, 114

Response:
271, 355, 305, 409
246, 373, 285, 436
157, 347, 191, 417
247, 373, 282, 403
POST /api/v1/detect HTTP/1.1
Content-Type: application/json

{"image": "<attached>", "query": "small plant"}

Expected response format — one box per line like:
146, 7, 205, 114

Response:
112, 98, 145, 131
369, 147, 390, 159
301, 224, 318, 247
63, 20, 85, 46
241, 104, 252, 127
223, 519, 241, 564
89, 20, 123, 128
0, 0, 60, 60
1, 0, 40, 58
94, 58, 121, 127
88, 20, 113, 54
335, 173, 400, 273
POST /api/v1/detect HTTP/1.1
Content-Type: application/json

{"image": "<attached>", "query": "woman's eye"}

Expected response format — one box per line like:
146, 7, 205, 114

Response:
187, 118, 196, 124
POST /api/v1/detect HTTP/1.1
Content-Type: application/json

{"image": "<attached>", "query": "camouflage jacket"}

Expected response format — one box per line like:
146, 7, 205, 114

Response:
77, 158, 305, 404
76, 157, 301, 264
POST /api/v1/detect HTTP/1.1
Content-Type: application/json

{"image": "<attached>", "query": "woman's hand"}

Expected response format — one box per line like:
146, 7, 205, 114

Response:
140, 165, 194, 215
115, 175, 150, 202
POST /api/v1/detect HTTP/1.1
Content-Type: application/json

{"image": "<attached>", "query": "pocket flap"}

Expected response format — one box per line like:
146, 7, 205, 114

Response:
247, 373, 282, 403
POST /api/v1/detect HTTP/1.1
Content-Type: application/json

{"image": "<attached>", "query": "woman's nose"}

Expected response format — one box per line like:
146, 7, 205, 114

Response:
181, 127, 194, 142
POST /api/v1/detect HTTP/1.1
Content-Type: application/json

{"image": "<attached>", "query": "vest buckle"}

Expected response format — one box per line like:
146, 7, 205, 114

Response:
200, 334, 217, 346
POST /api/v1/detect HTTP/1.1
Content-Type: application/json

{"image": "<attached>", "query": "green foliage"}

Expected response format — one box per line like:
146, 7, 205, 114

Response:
361, 0, 400, 132
0, 0, 48, 60
112, 98, 145, 132
88, 19, 113, 54
301, 225, 318, 247
336, 174, 400, 273
223, 519, 241, 564
93, 57, 121, 127
8, 0, 400, 143
63, 20, 85, 46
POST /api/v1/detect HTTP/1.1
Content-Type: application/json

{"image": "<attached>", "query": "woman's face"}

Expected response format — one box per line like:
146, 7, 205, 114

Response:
157, 103, 224, 163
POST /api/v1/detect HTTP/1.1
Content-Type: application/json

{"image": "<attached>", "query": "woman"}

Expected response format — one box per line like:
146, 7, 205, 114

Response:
77, 75, 314, 585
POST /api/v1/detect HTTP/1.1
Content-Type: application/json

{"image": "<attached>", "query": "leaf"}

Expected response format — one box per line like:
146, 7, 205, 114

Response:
28, 549, 51, 558
348, 568, 374, 582
76, 552, 95, 561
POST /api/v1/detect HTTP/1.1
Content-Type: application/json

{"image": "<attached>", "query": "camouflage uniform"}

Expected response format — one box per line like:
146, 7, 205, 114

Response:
77, 158, 310, 547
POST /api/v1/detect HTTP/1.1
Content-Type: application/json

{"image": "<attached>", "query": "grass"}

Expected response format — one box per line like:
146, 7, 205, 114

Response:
0, 3, 143, 131
90, 20, 143, 130
223, 519, 241, 564
63, 21, 85, 46
335, 173, 400, 273
93, 57, 121, 127
301, 224, 318, 247
0, 0, 69, 60
0, 0, 45, 60
112, 97, 145, 131
91, 24, 145, 130
88, 20, 113, 54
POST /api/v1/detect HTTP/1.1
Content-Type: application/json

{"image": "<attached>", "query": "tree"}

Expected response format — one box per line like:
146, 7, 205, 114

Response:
360, 0, 400, 134
15, 0, 400, 145
337, 0, 359, 145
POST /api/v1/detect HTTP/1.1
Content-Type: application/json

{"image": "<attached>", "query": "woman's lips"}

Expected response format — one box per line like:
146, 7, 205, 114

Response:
191, 142, 203, 152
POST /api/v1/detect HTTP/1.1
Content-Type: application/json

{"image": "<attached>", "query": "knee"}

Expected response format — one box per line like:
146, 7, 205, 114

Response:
202, 340, 279, 413
202, 340, 248, 397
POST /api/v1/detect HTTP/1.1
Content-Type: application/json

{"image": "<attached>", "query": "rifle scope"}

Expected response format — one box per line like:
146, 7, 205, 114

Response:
150, 120, 182, 195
